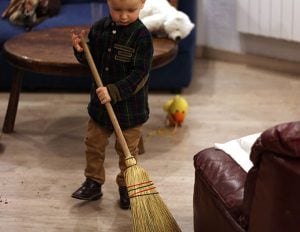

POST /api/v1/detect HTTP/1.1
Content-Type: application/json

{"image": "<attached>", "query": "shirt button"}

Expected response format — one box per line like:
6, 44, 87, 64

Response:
105, 67, 109, 71
108, 48, 112, 52
112, 30, 117, 34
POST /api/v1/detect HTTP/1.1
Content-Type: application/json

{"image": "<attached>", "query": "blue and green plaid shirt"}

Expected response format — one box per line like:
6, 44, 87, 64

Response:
75, 16, 153, 130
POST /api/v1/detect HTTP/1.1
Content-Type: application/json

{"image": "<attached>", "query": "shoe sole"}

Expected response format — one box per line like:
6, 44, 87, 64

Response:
119, 201, 131, 210
120, 205, 130, 210
71, 193, 103, 201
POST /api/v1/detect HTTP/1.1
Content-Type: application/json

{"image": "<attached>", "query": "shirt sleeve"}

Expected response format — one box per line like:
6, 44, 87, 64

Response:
73, 47, 87, 65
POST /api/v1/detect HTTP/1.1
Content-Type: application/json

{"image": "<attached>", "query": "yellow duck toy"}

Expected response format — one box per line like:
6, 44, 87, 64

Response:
163, 95, 189, 127
145, 95, 188, 140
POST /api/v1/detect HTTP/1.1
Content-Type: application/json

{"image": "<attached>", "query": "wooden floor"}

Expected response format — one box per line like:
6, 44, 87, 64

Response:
0, 59, 300, 231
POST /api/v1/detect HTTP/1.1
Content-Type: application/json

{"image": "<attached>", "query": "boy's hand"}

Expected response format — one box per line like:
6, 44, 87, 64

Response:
96, 87, 112, 104
71, 29, 86, 52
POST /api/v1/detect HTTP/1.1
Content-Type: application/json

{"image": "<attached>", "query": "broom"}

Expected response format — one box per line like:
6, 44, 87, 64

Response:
80, 36, 181, 232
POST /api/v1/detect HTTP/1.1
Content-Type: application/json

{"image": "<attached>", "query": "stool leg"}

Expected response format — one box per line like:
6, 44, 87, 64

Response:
2, 69, 24, 133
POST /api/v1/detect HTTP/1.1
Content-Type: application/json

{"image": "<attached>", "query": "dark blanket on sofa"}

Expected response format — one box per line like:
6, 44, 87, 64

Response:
2, 0, 61, 30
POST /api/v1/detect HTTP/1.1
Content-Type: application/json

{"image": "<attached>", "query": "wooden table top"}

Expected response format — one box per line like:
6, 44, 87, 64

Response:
3, 26, 178, 77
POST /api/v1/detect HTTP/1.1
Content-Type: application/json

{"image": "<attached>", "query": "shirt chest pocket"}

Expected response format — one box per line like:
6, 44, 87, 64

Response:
113, 44, 135, 63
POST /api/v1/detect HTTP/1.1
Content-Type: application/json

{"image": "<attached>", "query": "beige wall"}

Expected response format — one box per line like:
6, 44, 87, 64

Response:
196, 0, 300, 62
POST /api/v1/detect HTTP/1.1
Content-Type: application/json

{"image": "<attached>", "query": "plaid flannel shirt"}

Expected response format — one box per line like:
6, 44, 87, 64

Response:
75, 16, 153, 130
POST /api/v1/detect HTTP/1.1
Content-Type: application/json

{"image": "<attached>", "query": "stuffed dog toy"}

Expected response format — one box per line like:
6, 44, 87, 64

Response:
139, 0, 194, 41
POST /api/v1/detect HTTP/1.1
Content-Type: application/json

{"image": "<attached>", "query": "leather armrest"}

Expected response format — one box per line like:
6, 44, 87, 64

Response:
243, 121, 300, 231
247, 154, 300, 232
251, 121, 300, 164
194, 148, 247, 226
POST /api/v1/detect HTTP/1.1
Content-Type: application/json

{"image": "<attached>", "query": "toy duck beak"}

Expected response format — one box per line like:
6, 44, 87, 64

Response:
172, 111, 185, 124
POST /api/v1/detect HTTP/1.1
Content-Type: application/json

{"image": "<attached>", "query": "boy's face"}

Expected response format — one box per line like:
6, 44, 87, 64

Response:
107, 0, 145, 26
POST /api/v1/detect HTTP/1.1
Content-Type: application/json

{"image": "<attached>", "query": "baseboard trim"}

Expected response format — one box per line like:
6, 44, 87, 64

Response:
196, 46, 300, 75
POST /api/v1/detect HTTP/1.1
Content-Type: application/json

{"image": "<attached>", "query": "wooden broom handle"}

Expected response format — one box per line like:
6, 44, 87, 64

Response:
80, 36, 132, 158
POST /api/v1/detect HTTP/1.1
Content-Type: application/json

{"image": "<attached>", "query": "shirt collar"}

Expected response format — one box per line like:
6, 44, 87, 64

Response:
103, 16, 143, 36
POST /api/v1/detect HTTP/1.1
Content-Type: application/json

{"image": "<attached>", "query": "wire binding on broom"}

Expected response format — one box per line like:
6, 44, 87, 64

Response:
127, 180, 158, 198
124, 156, 137, 169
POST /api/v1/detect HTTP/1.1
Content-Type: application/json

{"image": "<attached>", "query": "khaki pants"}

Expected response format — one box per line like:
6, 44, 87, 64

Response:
84, 118, 142, 186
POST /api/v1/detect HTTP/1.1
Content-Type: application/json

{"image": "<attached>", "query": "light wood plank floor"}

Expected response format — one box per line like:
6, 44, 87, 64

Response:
0, 59, 300, 231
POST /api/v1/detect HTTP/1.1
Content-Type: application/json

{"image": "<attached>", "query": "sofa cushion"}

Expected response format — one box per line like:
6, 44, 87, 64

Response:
34, 3, 108, 30
214, 133, 261, 172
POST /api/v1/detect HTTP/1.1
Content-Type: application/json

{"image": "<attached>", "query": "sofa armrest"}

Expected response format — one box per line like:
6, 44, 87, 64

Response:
246, 153, 300, 232
243, 121, 300, 232
251, 121, 300, 163
194, 148, 246, 232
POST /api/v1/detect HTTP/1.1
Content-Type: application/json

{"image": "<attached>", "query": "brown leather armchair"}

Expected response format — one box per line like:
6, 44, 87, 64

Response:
193, 121, 300, 232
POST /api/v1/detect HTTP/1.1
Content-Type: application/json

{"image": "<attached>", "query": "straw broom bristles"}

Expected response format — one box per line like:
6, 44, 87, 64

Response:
125, 157, 181, 232
80, 36, 181, 232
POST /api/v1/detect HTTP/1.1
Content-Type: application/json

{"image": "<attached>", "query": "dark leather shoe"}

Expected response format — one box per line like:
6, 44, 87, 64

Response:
119, 186, 130, 209
71, 178, 103, 201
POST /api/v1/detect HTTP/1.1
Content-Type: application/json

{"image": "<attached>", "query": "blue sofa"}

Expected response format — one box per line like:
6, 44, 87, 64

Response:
0, 0, 196, 92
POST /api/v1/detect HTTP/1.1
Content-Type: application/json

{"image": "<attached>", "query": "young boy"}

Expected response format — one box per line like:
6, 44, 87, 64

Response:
71, 0, 153, 209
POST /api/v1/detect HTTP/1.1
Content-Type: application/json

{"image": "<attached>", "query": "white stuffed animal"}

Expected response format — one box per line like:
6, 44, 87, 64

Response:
140, 0, 194, 41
